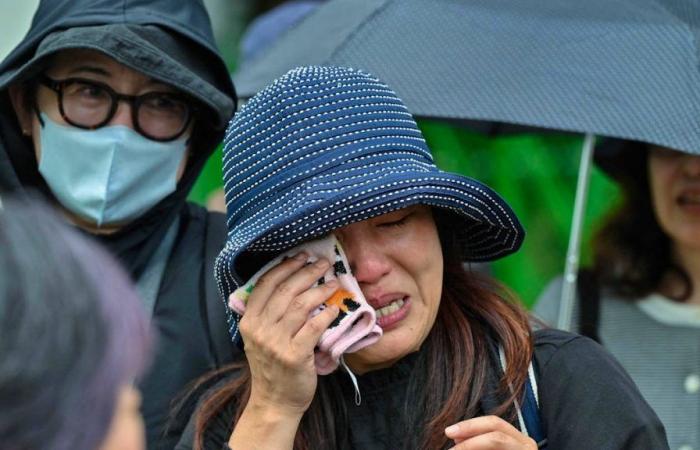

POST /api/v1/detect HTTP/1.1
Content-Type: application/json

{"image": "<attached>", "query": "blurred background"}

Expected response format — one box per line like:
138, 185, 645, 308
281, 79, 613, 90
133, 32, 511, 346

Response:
1, 0, 621, 307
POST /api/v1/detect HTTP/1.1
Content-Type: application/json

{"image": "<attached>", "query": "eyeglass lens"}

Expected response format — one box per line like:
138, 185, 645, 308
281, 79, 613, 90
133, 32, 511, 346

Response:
60, 79, 190, 141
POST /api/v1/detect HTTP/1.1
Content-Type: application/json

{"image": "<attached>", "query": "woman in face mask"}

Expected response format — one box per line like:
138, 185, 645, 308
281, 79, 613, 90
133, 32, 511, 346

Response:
0, 1, 238, 449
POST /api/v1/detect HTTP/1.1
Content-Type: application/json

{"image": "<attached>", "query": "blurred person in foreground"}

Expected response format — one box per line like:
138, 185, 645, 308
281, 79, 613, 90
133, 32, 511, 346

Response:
0, 195, 151, 450
0, 0, 238, 447
177, 66, 668, 450
536, 143, 700, 450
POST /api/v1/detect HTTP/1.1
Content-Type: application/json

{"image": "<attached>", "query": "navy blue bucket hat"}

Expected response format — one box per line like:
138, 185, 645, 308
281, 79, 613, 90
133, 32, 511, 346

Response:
215, 66, 524, 311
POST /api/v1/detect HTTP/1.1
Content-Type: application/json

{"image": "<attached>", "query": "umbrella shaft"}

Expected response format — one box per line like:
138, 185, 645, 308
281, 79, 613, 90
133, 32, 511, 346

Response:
557, 133, 595, 331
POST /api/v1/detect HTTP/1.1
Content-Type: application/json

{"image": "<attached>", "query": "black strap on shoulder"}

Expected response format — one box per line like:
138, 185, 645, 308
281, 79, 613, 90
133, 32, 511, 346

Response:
486, 338, 547, 447
521, 360, 546, 447
204, 211, 236, 368
576, 269, 602, 344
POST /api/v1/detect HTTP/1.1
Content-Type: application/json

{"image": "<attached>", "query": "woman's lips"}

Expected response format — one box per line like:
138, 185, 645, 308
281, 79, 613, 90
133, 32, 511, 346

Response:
679, 190, 700, 202
677, 191, 700, 214
375, 297, 410, 331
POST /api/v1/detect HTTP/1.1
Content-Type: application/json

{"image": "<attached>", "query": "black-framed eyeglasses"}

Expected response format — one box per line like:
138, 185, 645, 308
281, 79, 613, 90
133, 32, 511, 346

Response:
38, 75, 194, 142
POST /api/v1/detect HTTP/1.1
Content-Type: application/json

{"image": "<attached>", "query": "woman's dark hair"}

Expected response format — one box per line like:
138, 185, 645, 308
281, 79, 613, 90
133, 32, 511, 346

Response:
191, 208, 533, 450
0, 194, 152, 450
592, 144, 692, 301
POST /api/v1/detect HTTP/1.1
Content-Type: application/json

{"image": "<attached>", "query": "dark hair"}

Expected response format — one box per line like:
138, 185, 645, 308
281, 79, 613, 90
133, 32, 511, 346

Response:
0, 194, 152, 450
592, 145, 692, 301
192, 209, 533, 450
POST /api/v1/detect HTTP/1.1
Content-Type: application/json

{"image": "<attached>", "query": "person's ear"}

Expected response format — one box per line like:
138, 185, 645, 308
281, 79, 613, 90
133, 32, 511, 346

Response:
8, 84, 34, 137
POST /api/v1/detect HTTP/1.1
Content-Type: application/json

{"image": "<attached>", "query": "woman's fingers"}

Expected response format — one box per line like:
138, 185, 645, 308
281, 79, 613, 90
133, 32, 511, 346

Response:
445, 416, 517, 440
445, 416, 537, 450
248, 254, 330, 323
293, 302, 340, 351
264, 258, 331, 322
239, 254, 337, 354
244, 252, 308, 317
448, 431, 531, 449
279, 280, 339, 336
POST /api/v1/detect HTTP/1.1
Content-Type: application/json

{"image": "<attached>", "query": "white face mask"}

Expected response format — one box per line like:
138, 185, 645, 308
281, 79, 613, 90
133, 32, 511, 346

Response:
38, 114, 188, 226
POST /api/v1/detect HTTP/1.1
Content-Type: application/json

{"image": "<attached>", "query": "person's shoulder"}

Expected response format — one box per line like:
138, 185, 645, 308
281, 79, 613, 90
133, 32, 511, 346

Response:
532, 328, 586, 366
533, 327, 579, 346
531, 330, 669, 449
205, 209, 227, 235
180, 203, 226, 242
183, 202, 225, 223
532, 328, 636, 390
533, 328, 601, 366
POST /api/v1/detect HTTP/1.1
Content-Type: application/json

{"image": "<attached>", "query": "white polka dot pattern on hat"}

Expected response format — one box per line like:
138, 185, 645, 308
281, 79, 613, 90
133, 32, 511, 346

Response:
215, 66, 525, 341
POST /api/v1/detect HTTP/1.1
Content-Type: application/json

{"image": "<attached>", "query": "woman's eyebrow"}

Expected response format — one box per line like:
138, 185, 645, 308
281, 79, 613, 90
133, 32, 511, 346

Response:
65, 66, 110, 77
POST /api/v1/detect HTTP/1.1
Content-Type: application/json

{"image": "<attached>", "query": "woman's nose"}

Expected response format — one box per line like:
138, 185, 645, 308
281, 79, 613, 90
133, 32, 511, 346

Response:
343, 239, 391, 285
110, 100, 136, 129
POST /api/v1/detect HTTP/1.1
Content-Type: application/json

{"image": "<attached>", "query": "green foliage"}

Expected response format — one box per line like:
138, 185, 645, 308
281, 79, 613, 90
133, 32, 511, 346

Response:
418, 120, 620, 307
188, 146, 224, 205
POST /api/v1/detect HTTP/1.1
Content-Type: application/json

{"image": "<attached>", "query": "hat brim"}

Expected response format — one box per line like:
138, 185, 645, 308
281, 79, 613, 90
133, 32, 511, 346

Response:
216, 169, 524, 299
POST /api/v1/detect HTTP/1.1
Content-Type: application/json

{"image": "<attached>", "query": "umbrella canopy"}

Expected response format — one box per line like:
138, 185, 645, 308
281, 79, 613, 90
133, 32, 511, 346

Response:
236, 0, 700, 155
234, 0, 700, 330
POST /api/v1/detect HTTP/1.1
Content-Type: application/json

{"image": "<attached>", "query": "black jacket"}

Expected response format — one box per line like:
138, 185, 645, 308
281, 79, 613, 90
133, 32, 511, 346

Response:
175, 329, 669, 450
141, 204, 237, 449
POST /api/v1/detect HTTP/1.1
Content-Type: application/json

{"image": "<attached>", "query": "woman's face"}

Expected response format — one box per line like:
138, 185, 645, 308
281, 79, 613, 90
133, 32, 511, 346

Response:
337, 205, 443, 374
14, 49, 192, 173
99, 385, 145, 450
9, 49, 192, 233
648, 145, 700, 251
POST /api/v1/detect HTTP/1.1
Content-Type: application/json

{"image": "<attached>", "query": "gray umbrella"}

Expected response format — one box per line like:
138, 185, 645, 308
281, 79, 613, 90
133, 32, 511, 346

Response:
235, 0, 700, 329
237, 0, 700, 153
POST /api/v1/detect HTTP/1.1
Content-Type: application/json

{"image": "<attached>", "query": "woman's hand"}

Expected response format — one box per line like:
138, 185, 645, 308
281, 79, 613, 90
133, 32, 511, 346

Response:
238, 252, 340, 417
445, 416, 538, 450
229, 254, 341, 449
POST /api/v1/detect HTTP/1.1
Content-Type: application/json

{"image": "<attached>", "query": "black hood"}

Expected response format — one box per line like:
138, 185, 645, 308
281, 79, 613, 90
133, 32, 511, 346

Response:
0, 0, 236, 278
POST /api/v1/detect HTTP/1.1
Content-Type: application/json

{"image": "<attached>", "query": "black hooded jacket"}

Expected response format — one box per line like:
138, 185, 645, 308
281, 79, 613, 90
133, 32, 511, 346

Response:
0, 1, 238, 448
